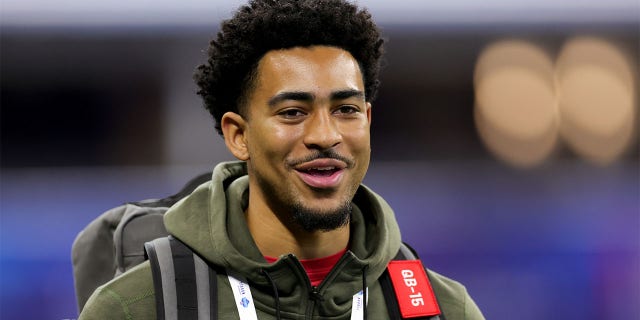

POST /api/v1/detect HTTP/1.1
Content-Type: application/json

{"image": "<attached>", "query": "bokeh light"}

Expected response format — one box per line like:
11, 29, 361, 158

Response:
474, 40, 559, 168
556, 36, 638, 165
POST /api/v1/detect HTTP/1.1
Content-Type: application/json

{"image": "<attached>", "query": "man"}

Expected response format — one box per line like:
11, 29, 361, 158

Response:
80, 0, 484, 319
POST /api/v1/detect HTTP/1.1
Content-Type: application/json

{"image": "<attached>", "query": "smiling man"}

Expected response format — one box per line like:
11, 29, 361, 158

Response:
79, 1, 484, 319
224, 46, 372, 260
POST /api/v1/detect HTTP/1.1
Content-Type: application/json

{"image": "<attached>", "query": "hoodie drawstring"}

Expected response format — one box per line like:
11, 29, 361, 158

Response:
362, 265, 369, 320
261, 269, 283, 320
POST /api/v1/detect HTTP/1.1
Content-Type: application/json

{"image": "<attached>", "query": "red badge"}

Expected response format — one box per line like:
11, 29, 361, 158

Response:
387, 260, 441, 318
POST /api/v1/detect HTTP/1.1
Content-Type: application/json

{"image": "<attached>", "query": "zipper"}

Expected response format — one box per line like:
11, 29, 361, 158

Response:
305, 286, 318, 319
317, 250, 355, 291
283, 254, 317, 319
285, 251, 357, 319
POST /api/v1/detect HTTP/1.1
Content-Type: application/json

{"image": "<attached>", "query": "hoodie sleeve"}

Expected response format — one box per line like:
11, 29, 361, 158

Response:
79, 287, 129, 320
463, 292, 485, 320
427, 269, 485, 320
79, 262, 157, 320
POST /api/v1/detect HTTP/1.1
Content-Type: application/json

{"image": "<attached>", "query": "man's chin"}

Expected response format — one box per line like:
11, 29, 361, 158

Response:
291, 202, 352, 232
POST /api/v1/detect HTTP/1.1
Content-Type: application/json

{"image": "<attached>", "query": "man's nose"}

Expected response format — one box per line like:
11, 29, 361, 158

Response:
303, 110, 341, 150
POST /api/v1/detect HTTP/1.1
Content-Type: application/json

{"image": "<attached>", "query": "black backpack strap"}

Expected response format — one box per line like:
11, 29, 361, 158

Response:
145, 236, 218, 320
380, 242, 445, 320
395, 242, 419, 260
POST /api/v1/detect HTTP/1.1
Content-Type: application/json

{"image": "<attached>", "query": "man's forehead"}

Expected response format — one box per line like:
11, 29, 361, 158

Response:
254, 45, 365, 96
262, 45, 355, 62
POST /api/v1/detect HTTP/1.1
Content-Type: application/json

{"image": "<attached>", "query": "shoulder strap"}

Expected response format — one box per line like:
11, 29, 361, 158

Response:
145, 236, 218, 320
394, 242, 419, 260
379, 242, 445, 320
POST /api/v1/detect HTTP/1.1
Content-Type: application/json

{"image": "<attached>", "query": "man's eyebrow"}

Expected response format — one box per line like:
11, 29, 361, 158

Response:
267, 89, 365, 107
268, 91, 314, 107
331, 89, 365, 101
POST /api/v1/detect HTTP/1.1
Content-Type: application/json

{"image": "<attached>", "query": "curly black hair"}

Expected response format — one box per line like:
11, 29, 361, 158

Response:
194, 0, 384, 135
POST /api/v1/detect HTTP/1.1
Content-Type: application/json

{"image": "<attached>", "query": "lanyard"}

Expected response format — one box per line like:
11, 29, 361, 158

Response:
227, 271, 368, 319
227, 271, 258, 320
350, 288, 368, 320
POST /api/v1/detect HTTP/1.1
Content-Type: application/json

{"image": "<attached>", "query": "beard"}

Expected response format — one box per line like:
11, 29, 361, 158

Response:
252, 166, 354, 233
291, 201, 352, 232
250, 149, 360, 233
249, 168, 355, 232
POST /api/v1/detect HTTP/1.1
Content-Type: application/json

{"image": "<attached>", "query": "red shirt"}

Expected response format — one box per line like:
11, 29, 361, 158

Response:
265, 249, 347, 286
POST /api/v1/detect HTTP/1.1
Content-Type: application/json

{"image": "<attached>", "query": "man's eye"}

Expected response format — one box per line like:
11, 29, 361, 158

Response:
335, 105, 359, 115
279, 109, 306, 118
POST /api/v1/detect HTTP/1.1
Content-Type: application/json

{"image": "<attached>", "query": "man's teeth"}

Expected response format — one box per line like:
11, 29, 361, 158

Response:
304, 167, 336, 172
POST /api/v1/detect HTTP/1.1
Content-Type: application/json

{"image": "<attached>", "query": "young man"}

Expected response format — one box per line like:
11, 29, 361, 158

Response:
79, 0, 484, 319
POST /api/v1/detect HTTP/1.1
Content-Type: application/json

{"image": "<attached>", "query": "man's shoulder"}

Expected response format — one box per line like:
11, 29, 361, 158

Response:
79, 261, 156, 320
427, 269, 485, 320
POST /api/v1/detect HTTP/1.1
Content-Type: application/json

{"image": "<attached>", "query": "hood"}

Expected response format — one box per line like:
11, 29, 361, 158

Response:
164, 161, 402, 317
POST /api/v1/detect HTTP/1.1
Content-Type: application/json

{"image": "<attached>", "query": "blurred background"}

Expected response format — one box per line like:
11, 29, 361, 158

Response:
1, 0, 638, 318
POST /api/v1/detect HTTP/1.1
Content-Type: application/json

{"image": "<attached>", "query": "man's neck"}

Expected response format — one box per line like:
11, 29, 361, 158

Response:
245, 195, 350, 260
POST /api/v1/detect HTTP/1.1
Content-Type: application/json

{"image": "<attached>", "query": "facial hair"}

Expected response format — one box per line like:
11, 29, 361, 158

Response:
291, 201, 352, 232
253, 149, 358, 232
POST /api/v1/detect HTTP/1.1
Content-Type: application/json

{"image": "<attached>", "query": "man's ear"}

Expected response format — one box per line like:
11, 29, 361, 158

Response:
221, 112, 249, 161
366, 102, 372, 124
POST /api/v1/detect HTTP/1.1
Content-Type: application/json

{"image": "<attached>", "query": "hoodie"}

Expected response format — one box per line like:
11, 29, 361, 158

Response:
79, 161, 484, 319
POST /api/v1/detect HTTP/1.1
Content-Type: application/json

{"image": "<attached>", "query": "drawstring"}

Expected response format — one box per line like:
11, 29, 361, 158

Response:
362, 265, 369, 320
261, 269, 283, 320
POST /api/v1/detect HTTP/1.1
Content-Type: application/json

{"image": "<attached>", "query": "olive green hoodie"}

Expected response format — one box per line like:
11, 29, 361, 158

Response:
80, 161, 484, 319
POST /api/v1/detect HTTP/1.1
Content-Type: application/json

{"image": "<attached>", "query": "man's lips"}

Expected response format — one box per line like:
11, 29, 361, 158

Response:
294, 158, 347, 189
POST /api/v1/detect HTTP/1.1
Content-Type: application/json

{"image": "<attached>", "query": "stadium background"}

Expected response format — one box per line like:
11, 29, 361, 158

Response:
2, 0, 638, 318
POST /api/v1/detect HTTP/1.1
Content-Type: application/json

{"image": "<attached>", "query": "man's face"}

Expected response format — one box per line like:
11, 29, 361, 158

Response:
234, 45, 371, 231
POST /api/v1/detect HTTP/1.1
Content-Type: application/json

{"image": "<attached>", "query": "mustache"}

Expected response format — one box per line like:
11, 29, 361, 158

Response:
286, 149, 355, 168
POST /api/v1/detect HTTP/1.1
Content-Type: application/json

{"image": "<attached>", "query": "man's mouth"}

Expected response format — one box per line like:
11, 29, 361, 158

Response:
301, 166, 340, 176
294, 159, 347, 189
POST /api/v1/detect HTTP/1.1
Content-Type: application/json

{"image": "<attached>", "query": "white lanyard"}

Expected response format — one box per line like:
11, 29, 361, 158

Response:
350, 288, 368, 320
227, 271, 258, 320
227, 270, 368, 319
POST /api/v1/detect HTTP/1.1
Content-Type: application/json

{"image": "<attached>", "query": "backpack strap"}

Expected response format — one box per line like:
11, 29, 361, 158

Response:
145, 236, 218, 320
380, 242, 445, 320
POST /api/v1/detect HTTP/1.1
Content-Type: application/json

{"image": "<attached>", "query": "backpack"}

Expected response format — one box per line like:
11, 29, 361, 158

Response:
72, 173, 444, 319
71, 173, 211, 312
